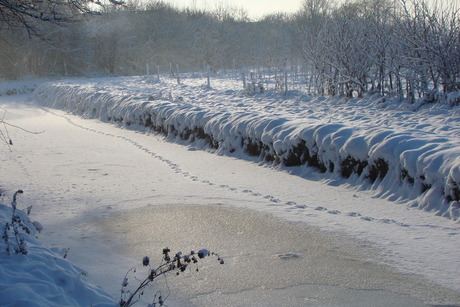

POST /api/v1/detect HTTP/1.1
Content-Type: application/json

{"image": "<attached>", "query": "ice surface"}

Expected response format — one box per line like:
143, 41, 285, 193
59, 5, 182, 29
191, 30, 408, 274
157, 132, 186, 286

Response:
96, 205, 456, 307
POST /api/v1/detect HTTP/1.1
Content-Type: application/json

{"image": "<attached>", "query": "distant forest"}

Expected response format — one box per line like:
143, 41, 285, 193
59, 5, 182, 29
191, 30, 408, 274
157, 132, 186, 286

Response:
1, 0, 459, 100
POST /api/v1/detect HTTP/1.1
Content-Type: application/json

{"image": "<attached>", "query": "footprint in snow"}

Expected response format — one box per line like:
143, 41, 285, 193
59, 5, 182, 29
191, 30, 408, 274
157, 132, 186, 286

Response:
380, 218, 396, 224
378, 219, 410, 227
315, 206, 327, 211
264, 195, 280, 203
277, 253, 300, 260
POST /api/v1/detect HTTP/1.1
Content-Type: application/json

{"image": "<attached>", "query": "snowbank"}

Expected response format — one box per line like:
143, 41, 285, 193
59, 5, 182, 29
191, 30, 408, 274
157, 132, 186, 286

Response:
0, 195, 116, 307
0, 79, 40, 96
34, 76, 460, 220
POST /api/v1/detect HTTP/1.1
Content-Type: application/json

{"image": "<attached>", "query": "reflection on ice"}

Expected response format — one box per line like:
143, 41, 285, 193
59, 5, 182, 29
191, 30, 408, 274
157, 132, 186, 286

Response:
97, 204, 448, 306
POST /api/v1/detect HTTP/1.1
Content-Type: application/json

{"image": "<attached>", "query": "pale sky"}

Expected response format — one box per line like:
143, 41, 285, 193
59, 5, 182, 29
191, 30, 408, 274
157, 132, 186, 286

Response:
163, 0, 457, 20
166, 0, 304, 20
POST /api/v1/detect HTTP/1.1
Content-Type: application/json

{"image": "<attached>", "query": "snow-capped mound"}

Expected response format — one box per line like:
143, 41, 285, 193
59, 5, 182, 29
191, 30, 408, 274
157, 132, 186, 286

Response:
34, 76, 460, 220
0, 198, 116, 307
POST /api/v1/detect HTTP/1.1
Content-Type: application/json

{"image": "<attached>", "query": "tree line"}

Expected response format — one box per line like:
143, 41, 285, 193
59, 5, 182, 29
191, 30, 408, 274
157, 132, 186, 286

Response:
0, 0, 458, 101
296, 0, 459, 101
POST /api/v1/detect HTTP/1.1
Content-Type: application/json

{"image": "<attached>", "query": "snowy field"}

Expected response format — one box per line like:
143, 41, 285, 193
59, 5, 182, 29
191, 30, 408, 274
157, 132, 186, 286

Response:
1, 76, 460, 306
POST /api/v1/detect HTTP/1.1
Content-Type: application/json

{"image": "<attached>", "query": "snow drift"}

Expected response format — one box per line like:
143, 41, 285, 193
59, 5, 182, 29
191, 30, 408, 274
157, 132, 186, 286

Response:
0, 197, 116, 307
34, 76, 460, 221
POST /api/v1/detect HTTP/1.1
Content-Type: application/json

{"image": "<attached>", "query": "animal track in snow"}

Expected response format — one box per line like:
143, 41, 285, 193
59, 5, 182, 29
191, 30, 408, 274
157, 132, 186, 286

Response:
44, 107, 414, 229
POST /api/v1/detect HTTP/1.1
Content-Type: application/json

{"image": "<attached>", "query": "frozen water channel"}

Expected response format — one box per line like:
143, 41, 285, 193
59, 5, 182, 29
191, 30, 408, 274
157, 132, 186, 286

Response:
97, 205, 436, 307
1, 94, 459, 306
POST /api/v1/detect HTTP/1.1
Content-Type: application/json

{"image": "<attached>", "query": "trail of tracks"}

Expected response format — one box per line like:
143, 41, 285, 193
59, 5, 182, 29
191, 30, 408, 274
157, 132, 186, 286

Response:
42, 106, 437, 231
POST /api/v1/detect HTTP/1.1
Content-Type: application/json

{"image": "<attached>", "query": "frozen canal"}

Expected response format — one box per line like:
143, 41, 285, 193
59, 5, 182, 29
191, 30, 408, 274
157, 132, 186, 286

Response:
1, 94, 459, 306
98, 205, 441, 307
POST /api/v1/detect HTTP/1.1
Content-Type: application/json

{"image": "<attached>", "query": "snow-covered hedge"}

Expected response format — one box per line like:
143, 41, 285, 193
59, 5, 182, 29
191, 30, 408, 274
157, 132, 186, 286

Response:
34, 77, 460, 221
0, 198, 116, 306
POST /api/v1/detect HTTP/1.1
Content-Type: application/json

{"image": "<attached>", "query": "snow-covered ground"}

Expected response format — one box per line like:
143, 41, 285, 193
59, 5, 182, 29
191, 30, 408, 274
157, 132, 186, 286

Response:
1, 76, 460, 306
0, 195, 115, 306
34, 75, 460, 220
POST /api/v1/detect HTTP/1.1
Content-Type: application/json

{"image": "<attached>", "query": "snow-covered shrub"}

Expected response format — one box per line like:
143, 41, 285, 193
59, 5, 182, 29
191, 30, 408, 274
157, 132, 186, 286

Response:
242, 73, 265, 96
244, 81, 257, 96
446, 92, 460, 107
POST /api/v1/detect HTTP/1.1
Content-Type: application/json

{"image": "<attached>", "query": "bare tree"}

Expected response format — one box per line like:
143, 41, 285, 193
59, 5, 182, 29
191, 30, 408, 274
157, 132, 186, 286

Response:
0, 0, 123, 37
396, 0, 460, 95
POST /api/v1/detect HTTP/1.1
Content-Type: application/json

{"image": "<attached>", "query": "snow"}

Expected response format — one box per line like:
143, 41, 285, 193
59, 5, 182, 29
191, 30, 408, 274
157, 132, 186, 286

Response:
1, 75, 460, 306
0, 80, 38, 97
0, 201, 116, 306
34, 75, 460, 220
